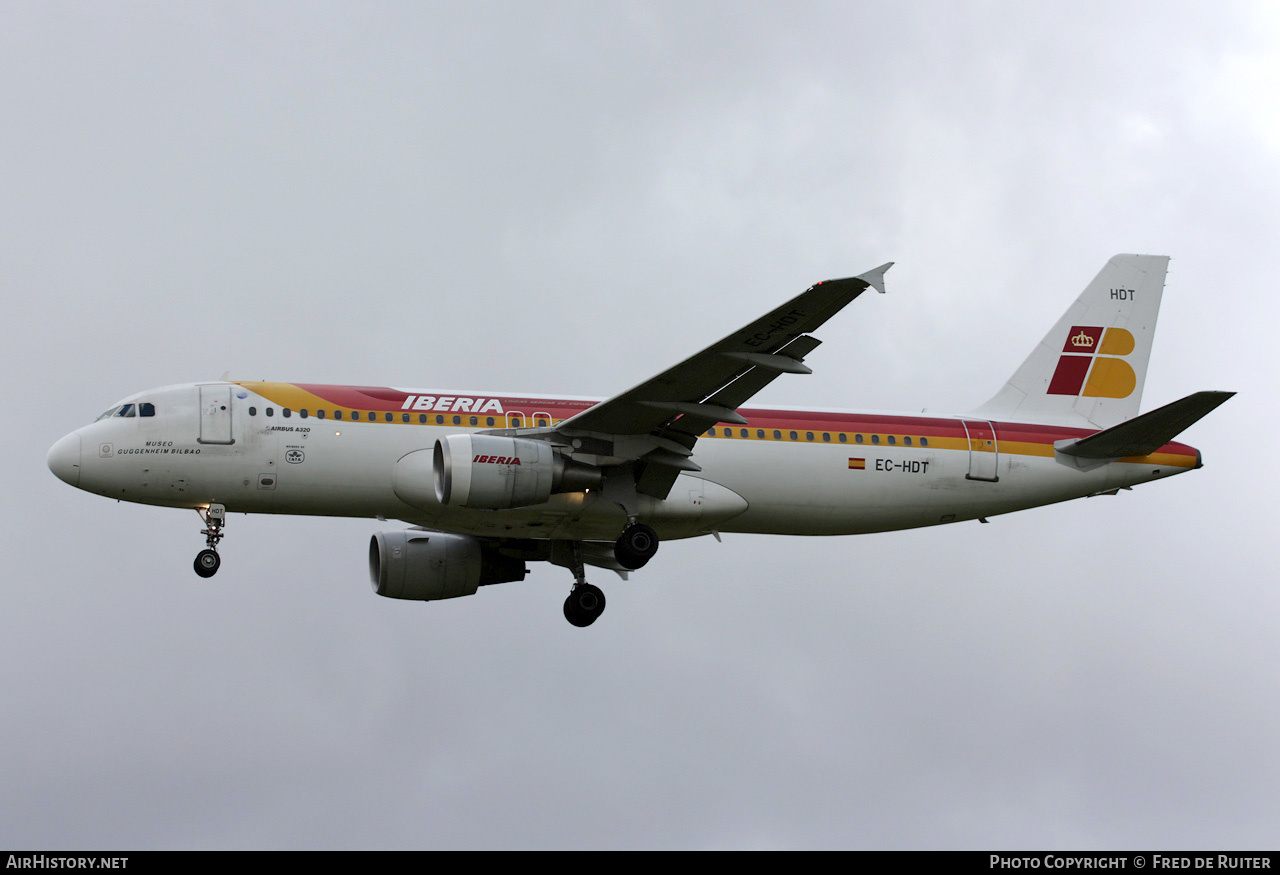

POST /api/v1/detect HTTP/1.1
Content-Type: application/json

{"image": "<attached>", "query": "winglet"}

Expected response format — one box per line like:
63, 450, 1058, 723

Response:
855, 262, 894, 294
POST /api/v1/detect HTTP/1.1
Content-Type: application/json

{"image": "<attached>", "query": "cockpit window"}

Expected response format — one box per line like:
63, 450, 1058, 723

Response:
139, 402, 156, 417
115, 404, 136, 418
96, 406, 121, 421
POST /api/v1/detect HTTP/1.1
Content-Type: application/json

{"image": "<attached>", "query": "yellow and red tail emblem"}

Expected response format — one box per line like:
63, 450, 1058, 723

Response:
1047, 326, 1136, 398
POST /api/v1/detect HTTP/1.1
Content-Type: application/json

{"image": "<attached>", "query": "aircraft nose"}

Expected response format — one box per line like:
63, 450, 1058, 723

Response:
47, 432, 82, 488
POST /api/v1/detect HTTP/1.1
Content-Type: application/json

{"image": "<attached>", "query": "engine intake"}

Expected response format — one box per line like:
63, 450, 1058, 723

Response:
369, 530, 526, 601
432, 434, 600, 509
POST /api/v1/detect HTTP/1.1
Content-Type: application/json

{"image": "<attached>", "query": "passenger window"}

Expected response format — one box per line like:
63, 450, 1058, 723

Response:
920, 437, 929, 447
872, 435, 880, 445
419, 414, 427, 424
283, 408, 292, 418
266, 408, 274, 417
822, 433, 830, 442
139, 402, 156, 417
402, 413, 410, 423
452, 416, 461, 425
334, 410, 343, 420
469, 416, 478, 426
317, 410, 326, 420
385, 413, 393, 423
789, 431, 798, 441
248, 407, 257, 417
299, 409, 308, 419
486, 417, 495, 427
437, 415, 445, 424
773, 430, 781, 440
887, 435, 896, 445
536, 418, 548, 427
805, 432, 814, 441
709, 428, 717, 436
740, 429, 748, 438
756, 429, 765, 439
352, 411, 360, 420
904, 436, 912, 446
510, 417, 521, 427
838, 433, 847, 443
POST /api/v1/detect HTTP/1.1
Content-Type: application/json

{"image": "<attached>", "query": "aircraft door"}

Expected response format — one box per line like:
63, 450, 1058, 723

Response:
961, 420, 999, 482
198, 385, 235, 445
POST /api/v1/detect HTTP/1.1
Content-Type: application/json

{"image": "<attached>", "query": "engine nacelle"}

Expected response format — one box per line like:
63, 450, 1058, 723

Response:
369, 530, 527, 601
432, 433, 600, 509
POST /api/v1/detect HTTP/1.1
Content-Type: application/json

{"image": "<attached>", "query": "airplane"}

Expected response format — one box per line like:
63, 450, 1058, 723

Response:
46, 254, 1232, 627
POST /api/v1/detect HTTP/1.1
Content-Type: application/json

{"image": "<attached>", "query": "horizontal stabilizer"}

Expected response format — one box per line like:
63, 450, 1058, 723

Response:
1056, 391, 1234, 459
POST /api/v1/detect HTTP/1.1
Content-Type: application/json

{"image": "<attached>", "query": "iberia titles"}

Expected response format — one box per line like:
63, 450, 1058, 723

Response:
399, 395, 504, 413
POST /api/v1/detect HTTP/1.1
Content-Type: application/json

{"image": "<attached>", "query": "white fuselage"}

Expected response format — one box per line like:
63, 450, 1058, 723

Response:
48, 381, 1199, 544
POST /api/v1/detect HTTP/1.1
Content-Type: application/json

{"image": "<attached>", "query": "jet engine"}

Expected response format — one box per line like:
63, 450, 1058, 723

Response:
432, 434, 600, 509
369, 530, 527, 601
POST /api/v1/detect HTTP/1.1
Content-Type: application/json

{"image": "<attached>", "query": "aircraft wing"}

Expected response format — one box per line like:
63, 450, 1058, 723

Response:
550, 262, 892, 497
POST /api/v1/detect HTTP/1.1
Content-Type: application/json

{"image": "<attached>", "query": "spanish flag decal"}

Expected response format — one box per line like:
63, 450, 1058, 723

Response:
848, 458, 866, 469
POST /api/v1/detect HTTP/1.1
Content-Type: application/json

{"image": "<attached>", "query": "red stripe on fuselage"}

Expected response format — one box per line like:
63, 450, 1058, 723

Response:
272, 384, 1196, 459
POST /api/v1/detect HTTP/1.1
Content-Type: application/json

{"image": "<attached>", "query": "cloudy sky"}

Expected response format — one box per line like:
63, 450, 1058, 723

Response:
2, 0, 1276, 850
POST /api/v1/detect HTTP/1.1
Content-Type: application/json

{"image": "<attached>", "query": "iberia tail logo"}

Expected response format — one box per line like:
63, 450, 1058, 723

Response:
1047, 326, 1136, 398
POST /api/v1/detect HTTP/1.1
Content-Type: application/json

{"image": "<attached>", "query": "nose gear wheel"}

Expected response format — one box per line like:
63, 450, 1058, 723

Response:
193, 504, 226, 578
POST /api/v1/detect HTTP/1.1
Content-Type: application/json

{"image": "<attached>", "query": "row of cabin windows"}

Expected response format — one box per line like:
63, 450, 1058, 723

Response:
705, 426, 929, 447
245, 407, 554, 429
96, 402, 157, 420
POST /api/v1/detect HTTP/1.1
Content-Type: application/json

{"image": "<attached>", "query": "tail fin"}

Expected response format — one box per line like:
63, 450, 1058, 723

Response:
973, 254, 1170, 429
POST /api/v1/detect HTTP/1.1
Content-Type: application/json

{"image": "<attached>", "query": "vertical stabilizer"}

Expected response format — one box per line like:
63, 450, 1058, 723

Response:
973, 254, 1169, 429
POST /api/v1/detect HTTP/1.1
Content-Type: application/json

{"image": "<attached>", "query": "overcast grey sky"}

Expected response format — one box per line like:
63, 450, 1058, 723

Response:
2, 0, 1276, 850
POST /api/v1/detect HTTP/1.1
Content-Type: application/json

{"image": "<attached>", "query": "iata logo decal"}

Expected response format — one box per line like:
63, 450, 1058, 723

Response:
285, 450, 305, 464
1047, 326, 1136, 398
473, 455, 521, 465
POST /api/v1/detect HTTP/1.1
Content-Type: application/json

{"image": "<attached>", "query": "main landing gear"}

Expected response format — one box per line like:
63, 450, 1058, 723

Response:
560, 522, 662, 627
564, 583, 606, 628
614, 522, 658, 570
193, 503, 226, 578
562, 541, 606, 627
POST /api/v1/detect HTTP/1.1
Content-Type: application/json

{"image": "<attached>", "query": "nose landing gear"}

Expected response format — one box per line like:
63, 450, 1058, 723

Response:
193, 504, 226, 579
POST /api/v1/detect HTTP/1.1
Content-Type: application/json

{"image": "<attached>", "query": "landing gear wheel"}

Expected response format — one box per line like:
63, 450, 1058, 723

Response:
563, 583, 606, 627
194, 549, 221, 578
614, 523, 659, 570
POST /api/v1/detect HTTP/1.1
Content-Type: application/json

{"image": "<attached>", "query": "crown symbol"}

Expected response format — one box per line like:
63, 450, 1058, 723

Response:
1071, 330, 1095, 348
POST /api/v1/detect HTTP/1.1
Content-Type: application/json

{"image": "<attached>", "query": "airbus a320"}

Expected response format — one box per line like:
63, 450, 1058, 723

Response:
47, 255, 1232, 626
